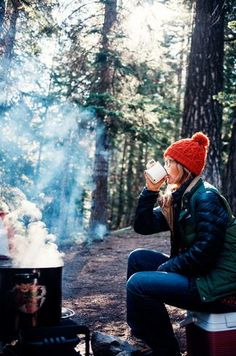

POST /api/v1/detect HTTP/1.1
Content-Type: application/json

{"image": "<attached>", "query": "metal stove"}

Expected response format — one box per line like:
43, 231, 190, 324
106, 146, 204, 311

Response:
0, 309, 90, 356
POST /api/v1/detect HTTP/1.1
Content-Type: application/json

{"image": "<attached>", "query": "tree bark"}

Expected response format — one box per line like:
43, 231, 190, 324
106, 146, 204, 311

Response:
225, 112, 236, 214
125, 136, 135, 227
0, 0, 19, 111
175, 25, 187, 140
4, 0, 18, 61
89, 0, 117, 239
181, 0, 225, 188
128, 139, 144, 225
90, 117, 110, 239
116, 136, 127, 228
108, 147, 116, 230
0, 0, 5, 34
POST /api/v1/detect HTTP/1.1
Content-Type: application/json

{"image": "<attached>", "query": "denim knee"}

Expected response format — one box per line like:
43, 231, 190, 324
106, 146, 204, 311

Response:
128, 248, 145, 265
127, 272, 142, 296
127, 249, 146, 279
127, 249, 168, 279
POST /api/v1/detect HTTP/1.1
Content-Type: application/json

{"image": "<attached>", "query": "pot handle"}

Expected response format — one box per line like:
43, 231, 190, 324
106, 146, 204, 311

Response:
14, 271, 40, 280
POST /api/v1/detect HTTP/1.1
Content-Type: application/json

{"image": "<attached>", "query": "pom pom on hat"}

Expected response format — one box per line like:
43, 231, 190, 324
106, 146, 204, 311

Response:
192, 132, 209, 147
164, 132, 209, 175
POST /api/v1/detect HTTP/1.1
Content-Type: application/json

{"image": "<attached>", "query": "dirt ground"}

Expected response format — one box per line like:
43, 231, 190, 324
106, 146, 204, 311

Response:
62, 228, 188, 355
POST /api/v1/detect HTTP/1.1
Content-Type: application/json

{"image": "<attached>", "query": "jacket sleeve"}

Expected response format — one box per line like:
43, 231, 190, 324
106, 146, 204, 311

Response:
157, 190, 228, 276
133, 187, 170, 234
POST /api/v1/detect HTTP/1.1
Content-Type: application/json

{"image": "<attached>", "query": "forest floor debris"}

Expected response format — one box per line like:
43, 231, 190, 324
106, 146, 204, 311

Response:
62, 229, 187, 355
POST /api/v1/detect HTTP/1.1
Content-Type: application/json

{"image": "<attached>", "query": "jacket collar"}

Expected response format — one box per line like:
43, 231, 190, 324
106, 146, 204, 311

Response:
183, 176, 202, 196
181, 176, 203, 209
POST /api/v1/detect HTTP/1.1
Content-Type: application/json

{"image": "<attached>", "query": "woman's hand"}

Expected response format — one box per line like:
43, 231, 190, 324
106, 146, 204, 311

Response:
144, 159, 166, 192
144, 172, 166, 192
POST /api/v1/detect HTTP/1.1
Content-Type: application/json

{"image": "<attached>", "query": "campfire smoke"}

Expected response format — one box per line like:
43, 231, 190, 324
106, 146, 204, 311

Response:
0, 189, 64, 268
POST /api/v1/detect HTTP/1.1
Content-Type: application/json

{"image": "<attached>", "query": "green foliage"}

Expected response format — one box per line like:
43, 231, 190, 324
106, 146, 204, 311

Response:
86, 93, 123, 122
214, 92, 236, 109
2, 0, 234, 239
228, 21, 236, 30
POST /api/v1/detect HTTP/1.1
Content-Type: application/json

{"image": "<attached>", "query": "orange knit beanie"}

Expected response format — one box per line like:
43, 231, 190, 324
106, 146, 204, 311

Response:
164, 132, 210, 175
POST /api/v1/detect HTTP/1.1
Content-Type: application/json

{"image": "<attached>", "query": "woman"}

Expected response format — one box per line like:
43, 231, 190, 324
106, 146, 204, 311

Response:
126, 132, 236, 356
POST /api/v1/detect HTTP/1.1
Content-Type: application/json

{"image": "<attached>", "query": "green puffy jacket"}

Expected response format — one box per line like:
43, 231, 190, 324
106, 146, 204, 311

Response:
134, 177, 236, 302
188, 182, 236, 302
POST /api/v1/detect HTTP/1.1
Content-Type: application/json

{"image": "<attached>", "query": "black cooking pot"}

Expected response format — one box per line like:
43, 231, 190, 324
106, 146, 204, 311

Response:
0, 264, 63, 341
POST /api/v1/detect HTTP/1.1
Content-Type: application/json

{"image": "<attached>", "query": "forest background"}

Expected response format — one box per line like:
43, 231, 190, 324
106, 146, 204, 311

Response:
0, 0, 235, 246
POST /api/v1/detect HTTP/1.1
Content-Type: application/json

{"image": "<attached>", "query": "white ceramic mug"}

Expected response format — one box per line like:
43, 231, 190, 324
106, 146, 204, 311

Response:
145, 161, 167, 184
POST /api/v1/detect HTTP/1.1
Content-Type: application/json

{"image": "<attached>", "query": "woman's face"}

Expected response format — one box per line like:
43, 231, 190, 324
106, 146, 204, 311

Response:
164, 156, 180, 185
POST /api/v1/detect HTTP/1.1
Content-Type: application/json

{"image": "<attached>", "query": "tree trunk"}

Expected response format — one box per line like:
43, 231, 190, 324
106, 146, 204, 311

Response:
0, 0, 5, 33
125, 136, 136, 226
4, 1, 18, 59
89, 0, 117, 239
116, 136, 127, 228
133, 140, 145, 194
0, 0, 19, 107
225, 112, 236, 214
90, 117, 109, 239
108, 147, 116, 230
128, 139, 144, 225
181, 0, 225, 188
175, 25, 187, 140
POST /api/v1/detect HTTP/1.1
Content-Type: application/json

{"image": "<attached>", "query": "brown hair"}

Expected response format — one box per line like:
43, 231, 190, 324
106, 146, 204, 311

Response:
159, 162, 193, 208
171, 162, 193, 189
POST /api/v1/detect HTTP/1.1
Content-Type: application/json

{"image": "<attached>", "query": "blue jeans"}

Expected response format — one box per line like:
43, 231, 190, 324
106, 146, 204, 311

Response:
126, 248, 225, 355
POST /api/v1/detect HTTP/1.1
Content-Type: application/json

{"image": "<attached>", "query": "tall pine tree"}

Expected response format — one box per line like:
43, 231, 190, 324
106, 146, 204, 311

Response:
181, 0, 225, 187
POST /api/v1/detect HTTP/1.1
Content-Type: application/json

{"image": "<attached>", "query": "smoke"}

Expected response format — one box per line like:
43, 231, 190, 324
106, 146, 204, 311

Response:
0, 98, 98, 243
0, 17, 109, 259
93, 224, 107, 241
33, 105, 97, 242
1, 188, 64, 268
0, 99, 103, 267
0, 87, 108, 269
